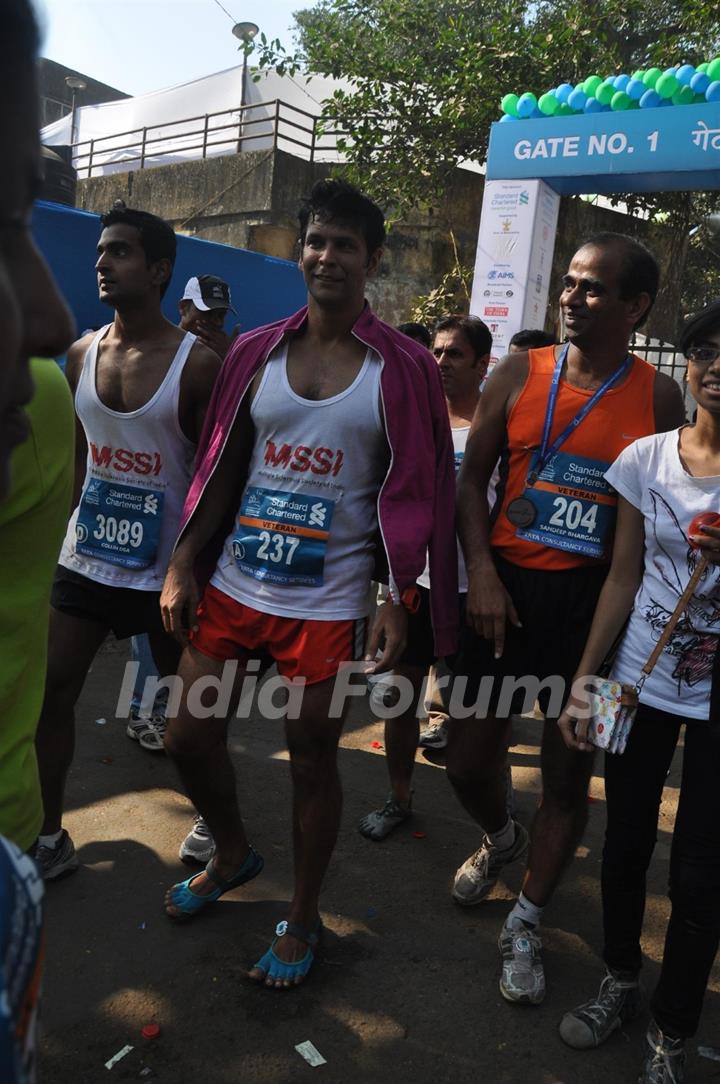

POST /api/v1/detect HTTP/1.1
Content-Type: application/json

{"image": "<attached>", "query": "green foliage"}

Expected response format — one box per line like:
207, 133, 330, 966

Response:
253, 0, 720, 216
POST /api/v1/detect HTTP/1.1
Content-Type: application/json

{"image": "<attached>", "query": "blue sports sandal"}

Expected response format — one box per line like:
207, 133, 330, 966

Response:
165, 846, 264, 920
252, 919, 322, 987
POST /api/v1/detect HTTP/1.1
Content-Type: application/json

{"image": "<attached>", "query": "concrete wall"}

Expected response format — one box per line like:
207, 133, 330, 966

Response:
76, 148, 681, 339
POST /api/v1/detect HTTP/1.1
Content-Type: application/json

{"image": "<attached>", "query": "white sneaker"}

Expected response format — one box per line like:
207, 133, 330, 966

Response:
452, 821, 529, 906
498, 923, 546, 1005
178, 815, 216, 864
418, 721, 449, 749
126, 709, 166, 752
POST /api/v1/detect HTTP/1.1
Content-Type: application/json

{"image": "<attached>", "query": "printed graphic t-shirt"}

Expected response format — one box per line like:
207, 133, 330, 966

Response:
606, 428, 720, 720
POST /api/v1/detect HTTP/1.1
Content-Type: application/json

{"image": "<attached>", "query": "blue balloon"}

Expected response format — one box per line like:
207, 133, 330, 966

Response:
584, 97, 604, 113
658, 98, 672, 107
691, 72, 710, 93
626, 78, 645, 100
555, 82, 574, 103
516, 92, 537, 117
676, 64, 695, 85
707, 81, 720, 103
499, 113, 517, 123
531, 106, 543, 118
639, 88, 662, 108
568, 88, 587, 110
614, 74, 630, 91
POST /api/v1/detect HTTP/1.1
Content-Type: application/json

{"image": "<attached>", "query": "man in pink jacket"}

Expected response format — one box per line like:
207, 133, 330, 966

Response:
159, 179, 457, 988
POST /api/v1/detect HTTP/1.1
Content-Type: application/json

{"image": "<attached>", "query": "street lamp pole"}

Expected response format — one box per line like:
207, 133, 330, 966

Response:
232, 21, 259, 153
64, 75, 87, 164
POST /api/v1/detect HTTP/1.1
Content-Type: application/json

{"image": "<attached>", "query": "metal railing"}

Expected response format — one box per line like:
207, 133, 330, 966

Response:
630, 333, 694, 412
68, 98, 341, 178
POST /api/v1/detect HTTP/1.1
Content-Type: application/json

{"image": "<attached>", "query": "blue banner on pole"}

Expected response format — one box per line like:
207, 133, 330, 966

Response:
487, 102, 720, 194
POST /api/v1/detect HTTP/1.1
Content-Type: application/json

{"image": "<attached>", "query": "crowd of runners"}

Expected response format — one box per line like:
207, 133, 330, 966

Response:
2, 2, 720, 1082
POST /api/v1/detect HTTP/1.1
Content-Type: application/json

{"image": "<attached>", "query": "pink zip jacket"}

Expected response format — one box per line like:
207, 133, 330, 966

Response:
177, 303, 459, 656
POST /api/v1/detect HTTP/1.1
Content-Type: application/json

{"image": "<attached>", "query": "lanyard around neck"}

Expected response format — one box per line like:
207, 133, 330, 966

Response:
528, 343, 632, 485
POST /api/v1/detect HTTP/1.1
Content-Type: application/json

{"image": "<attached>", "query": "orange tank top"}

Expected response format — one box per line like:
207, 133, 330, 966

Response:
491, 345, 656, 570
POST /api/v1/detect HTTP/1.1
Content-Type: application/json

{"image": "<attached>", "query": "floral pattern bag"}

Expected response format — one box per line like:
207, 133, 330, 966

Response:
587, 556, 709, 754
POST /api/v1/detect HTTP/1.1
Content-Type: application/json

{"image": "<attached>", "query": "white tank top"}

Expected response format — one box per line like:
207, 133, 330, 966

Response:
211, 342, 388, 619
59, 325, 196, 590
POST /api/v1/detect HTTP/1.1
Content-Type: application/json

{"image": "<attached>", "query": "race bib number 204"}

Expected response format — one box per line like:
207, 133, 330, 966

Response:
516, 450, 616, 559
232, 485, 335, 587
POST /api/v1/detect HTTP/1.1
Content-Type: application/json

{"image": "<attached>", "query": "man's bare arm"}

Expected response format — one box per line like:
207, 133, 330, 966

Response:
178, 341, 222, 445
64, 335, 94, 511
161, 390, 255, 642
457, 353, 527, 657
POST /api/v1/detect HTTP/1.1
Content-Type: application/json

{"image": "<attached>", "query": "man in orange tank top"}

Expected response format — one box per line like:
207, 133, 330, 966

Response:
446, 233, 686, 1006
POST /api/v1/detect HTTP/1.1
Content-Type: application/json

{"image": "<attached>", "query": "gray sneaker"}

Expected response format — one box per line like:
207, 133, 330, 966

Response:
498, 923, 546, 1005
452, 821, 529, 905
639, 1021, 686, 1083
418, 722, 448, 749
34, 829, 79, 881
559, 970, 644, 1048
358, 794, 412, 841
127, 709, 166, 753
179, 815, 216, 865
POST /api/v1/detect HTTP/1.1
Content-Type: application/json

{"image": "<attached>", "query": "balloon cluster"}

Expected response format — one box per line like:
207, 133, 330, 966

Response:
500, 58, 720, 122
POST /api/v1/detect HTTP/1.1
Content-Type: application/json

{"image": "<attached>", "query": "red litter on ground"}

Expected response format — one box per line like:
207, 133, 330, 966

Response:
413, 831, 427, 839
142, 1024, 161, 1040
371, 740, 383, 749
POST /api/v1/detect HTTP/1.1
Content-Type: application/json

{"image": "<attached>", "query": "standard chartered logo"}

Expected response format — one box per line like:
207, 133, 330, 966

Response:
143, 494, 159, 515
309, 502, 326, 528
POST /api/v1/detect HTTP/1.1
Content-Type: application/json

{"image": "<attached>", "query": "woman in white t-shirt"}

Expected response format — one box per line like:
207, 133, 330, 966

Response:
555, 300, 720, 1084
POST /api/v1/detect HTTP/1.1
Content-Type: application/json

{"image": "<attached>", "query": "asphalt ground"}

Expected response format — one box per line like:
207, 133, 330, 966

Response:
40, 639, 720, 1083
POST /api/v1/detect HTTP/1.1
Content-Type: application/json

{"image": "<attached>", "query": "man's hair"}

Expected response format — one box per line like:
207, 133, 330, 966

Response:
579, 231, 660, 328
100, 206, 177, 297
679, 299, 720, 355
3, 0, 38, 72
508, 328, 555, 351
298, 178, 386, 255
434, 315, 492, 359
397, 322, 431, 348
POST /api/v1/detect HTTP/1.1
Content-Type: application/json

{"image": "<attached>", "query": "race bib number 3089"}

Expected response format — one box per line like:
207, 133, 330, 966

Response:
75, 478, 164, 570
232, 485, 335, 587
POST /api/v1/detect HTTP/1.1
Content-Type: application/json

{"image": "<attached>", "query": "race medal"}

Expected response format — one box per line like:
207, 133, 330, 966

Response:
506, 497, 537, 528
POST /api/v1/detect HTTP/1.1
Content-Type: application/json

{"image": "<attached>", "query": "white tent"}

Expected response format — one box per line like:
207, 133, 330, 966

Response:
41, 66, 352, 176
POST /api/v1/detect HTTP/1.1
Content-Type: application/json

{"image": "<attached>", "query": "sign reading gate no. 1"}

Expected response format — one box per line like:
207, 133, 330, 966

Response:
471, 101, 720, 353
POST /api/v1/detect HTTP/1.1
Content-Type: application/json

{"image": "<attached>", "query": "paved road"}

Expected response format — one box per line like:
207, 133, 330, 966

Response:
41, 640, 720, 1083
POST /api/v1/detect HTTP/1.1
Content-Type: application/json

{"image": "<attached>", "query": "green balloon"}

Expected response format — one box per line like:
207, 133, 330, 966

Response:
708, 57, 720, 81
501, 92, 520, 116
557, 102, 574, 116
643, 67, 662, 87
538, 92, 559, 116
583, 75, 603, 96
632, 69, 645, 81
596, 81, 615, 105
672, 85, 695, 105
656, 72, 678, 98
611, 90, 632, 111
698, 62, 709, 74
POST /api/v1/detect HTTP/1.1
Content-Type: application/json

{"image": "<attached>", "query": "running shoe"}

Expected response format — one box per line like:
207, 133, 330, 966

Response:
179, 815, 216, 865
418, 721, 449, 749
358, 794, 412, 841
498, 922, 545, 1005
34, 829, 79, 881
452, 821, 528, 905
559, 970, 643, 1048
127, 709, 166, 753
639, 1020, 686, 1083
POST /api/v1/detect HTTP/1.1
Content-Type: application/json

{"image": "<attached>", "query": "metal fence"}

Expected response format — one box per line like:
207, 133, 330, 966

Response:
68, 98, 340, 178
629, 333, 694, 414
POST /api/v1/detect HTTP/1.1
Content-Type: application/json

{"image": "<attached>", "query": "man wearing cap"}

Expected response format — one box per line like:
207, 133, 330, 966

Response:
179, 275, 239, 360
